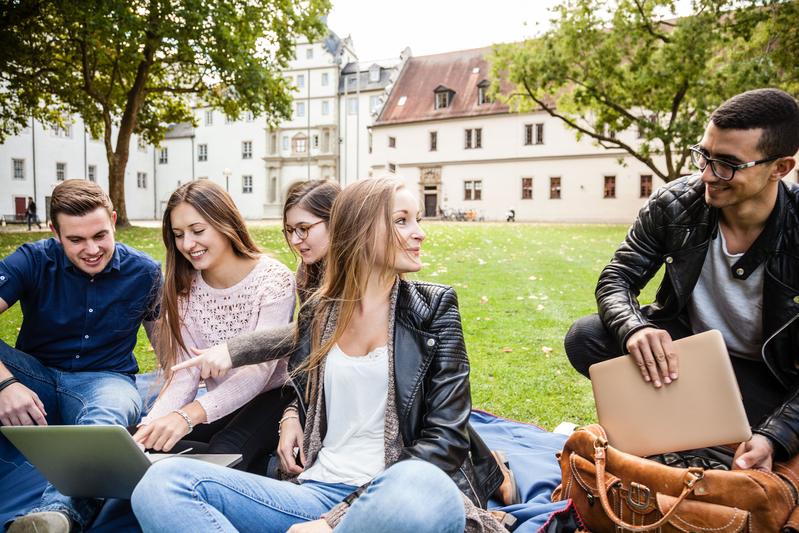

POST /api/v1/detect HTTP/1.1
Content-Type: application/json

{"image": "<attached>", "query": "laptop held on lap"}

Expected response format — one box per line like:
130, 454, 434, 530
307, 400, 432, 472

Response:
589, 329, 751, 457
0, 425, 241, 499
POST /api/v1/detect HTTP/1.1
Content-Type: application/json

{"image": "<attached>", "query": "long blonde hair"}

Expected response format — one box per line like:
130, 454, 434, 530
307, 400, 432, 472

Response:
300, 177, 406, 395
156, 180, 260, 379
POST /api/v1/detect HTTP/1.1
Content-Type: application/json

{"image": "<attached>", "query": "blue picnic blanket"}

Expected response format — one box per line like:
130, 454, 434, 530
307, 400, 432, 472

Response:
0, 374, 572, 532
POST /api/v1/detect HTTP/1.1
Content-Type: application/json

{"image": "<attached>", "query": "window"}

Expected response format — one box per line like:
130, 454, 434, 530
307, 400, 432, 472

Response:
525, 123, 545, 145
137, 137, 147, 151
388, 136, 396, 148
242, 141, 253, 159
477, 80, 490, 105
323, 130, 331, 152
369, 65, 380, 83
306, 48, 313, 59
205, 110, 213, 126
198, 143, 208, 162
296, 101, 306, 118
88, 165, 96, 182
282, 136, 289, 150
388, 163, 396, 173
429, 131, 437, 152
550, 177, 561, 199
522, 177, 533, 199
464, 180, 482, 200
54, 123, 72, 138
270, 133, 277, 155
56, 162, 66, 181
292, 135, 307, 153
297, 74, 305, 89
225, 115, 234, 124
604, 176, 616, 198
640, 174, 653, 198
242, 175, 253, 194
347, 97, 358, 115
435, 91, 451, 110
245, 112, 254, 122
321, 72, 329, 86
137, 172, 147, 189
465, 128, 482, 149
12, 159, 24, 180
369, 95, 380, 114
322, 100, 330, 116
159, 147, 168, 164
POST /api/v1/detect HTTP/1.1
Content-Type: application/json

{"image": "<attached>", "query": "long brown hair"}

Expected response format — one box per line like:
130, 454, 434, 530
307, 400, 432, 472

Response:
282, 180, 341, 301
157, 180, 260, 379
300, 177, 406, 394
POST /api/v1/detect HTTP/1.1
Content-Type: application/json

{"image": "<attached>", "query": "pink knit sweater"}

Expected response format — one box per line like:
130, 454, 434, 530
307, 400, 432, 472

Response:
143, 255, 296, 423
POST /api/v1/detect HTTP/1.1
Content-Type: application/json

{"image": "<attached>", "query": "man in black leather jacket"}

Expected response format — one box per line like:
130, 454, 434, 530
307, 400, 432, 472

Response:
564, 88, 799, 471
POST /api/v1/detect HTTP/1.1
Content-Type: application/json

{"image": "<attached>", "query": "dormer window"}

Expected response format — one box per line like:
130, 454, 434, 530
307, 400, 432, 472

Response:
369, 64, 381, 83
477, 80, 490, 105
434, 85, 455, 110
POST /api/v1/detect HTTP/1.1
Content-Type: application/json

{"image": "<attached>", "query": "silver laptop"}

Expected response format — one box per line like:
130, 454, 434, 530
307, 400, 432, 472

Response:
1, 425, 241, 499
589, 329, 751, 457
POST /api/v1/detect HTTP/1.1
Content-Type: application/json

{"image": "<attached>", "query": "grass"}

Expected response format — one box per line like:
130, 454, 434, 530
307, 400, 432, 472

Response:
0, 223, 661, 430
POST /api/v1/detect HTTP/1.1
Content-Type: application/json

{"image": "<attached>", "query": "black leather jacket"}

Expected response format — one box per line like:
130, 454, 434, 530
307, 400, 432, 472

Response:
229, 280, 502, 507
596, 175, 799, 459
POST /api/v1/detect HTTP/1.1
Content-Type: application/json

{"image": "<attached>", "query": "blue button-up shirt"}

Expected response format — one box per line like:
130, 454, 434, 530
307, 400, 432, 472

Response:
0, 238, 161, 374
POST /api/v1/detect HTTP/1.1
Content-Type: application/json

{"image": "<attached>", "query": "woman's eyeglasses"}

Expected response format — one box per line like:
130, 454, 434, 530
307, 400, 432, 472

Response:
283, 220, 324, 241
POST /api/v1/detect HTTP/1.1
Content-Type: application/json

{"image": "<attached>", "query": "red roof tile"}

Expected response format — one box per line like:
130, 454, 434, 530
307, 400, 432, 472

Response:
374, 47, 510, 126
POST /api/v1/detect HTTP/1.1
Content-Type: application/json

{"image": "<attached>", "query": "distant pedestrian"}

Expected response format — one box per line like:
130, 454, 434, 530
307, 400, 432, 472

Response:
25, 197, 41, 231
506, 208, 516, 222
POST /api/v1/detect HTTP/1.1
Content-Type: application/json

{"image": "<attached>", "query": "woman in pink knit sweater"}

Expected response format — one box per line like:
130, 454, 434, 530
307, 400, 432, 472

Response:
133, 180, 295, 474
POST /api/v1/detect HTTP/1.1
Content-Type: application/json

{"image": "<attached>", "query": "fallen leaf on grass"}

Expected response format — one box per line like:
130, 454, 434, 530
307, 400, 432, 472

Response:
502, 347, 513, 353
480, 296, 489, 304
541, 346, 553, 354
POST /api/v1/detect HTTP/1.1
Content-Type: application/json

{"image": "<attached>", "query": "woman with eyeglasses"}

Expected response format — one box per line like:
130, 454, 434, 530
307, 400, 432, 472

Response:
282, 180, 342, 303
132, 177, 508, 533
132, 180, 296, 474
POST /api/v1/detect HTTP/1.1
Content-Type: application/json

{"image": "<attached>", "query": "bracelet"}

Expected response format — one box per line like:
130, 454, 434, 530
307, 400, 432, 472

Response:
277, 414, 299, 436
0, 377, 19, 394
173, 409, 194, 432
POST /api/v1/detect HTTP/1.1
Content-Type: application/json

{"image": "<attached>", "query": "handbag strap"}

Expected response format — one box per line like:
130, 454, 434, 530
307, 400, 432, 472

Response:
593, 437, 704, 532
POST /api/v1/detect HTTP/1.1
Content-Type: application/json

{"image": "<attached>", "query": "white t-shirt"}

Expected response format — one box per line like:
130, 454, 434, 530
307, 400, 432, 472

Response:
299, 344, 388, 486
687, 230, 764, 360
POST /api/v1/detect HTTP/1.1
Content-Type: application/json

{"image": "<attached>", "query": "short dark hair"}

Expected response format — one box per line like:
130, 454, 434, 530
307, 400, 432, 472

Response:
711, 88, 799, 158
50, 179, 114, 231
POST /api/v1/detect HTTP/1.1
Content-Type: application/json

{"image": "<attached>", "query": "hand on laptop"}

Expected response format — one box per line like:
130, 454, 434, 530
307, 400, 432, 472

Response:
0, 382, 47, 426
733, 435, 774, 471
171, 344, 233, 379
626, 327, 679, 388
133, 413, 192, 452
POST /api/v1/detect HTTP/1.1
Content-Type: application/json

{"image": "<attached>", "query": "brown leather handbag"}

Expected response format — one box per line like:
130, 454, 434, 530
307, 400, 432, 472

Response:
552, 424, 799, 532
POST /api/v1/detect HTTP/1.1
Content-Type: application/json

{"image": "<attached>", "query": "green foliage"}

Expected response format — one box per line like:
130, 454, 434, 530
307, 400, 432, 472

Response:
491, 0, 798, 182
0, 0, 330, 223
0, 223, 663, 429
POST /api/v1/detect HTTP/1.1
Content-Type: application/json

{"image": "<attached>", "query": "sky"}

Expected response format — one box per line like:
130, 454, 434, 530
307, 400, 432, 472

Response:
326, 0, 565, 62
326, 0, 695, 62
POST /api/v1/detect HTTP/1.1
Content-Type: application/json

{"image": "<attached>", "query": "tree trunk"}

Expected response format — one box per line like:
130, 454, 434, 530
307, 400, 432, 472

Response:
108, 153, 130, 228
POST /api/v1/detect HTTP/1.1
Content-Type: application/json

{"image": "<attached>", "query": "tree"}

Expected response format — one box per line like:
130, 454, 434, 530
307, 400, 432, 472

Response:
491, 0, 798, 183
0, 0, 330, 226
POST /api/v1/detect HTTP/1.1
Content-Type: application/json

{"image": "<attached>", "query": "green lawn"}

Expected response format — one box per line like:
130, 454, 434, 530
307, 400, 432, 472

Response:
0, 223, 661, 430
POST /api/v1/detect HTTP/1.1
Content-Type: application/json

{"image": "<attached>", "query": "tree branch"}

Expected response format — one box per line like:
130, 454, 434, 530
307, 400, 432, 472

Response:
521, 79, 668, 181
632, 0, 671, 43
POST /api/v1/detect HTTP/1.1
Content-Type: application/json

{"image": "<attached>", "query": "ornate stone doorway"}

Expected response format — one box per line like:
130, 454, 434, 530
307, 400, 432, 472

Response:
419, 166, 442, 218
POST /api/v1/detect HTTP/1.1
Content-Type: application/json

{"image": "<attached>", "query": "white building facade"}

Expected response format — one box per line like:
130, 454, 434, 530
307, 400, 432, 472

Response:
370, 48, 673, 223
0, 117, 157, 224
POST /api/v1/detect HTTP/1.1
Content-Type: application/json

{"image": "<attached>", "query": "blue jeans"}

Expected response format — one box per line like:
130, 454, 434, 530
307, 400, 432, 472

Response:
132, 458, 466, 533
0, 340, 142, 531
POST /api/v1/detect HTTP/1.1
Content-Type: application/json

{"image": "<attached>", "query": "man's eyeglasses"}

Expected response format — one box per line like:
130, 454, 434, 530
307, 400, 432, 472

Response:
689, 145, 781, 181
283, 220, 324, 241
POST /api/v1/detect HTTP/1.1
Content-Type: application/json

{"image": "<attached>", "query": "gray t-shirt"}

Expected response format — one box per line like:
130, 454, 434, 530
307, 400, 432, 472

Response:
687, 230, 764, 360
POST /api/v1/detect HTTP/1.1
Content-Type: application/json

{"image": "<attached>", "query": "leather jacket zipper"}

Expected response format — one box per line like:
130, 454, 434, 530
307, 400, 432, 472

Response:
760, 311, 799, 389
459, 464, 483, 509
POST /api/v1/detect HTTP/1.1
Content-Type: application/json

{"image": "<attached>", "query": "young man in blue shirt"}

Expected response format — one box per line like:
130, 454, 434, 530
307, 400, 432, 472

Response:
0, 179, 161, 533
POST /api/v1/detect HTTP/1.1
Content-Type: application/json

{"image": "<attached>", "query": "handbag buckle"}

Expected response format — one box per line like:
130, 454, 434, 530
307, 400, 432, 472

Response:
626, 482, 651, 512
